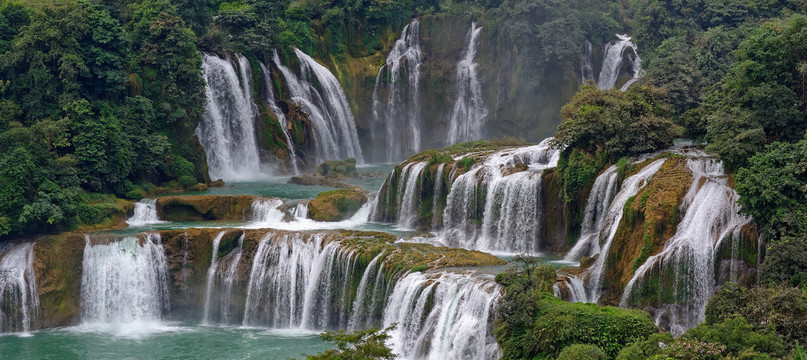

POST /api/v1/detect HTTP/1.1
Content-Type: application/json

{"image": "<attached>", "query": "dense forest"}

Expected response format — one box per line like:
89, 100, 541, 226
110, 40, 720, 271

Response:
0, 0, 806, 358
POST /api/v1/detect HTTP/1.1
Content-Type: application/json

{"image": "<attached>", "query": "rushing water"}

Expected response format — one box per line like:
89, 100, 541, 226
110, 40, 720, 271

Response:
371, 20, 424, 162
127, 199, 164, 226
383, 271, 502, 360
260, 62, 300, 174
446, 22, 487, 145
620, 157, 753, 335
196, 53, 263, 181
272, 49, 364, 164
597, 34, 641, 91
80, 234, 171, 330
0, 242, 39, 334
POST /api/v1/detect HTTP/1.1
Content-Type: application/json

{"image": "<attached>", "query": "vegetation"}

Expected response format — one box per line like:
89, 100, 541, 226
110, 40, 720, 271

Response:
305, 325, 396, 360
551, 84, 679, 162
308, 188, 368, 222
494, 256, 658, 359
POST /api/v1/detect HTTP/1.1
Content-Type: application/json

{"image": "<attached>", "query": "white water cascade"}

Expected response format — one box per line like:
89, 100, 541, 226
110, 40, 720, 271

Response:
272, 50, 363, 164
348, 252, 386, 331
446, 22, 488, 145
383, 271, 502, 360
80, 234, 170, 325
195, 53, 262, 181
126, 199, 164, 226
441, 139, 560, 253
260, 62, 300, 173
597, 35, 641, 91
582, 159, 666, 302
202, 231, 226, 324
620, 157, 753, 335
0, 242, 39, 333
249, 198, 286, 223
397, 162, 429, 229
580, 39, 595, 83
564, 165, 619, 262
371, 19, 424, 162
242, 233, 362, 329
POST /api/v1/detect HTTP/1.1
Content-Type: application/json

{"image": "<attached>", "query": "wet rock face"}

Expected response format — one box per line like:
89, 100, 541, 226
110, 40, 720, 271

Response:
155, 195, 266, 221
308, 189, 368, 222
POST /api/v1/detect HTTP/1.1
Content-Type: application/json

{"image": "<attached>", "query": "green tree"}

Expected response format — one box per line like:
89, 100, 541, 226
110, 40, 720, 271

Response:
306, 325, 397, 360
551, 84, 678, 161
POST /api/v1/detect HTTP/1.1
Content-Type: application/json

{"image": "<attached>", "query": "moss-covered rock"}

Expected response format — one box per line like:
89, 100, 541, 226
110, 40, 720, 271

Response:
33, 233, 85, 328
155, 195, 269, 221
315, 158, 358, 179
600, 156, 692, 305
308, 189, 368, 222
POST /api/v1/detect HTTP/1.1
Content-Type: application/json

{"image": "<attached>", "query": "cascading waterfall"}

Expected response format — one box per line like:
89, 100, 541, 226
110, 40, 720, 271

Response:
597, 35, 641, 91
348, 252, 386, 331
260, 62, 300, 173
80, 234, 170, 324
272, 50, 363, 163
195, 53, 262, 181
446, 22, 488, 145
582, 159, 666, 302
250, 198, 286, 223
202, 231, 226, 324
127, 199, 164, 226
563, 166, 619, 261
371, 20, 424, 162
293, 202, 309, 220
620, 158, 753, 335
432, 164, 446, 228
383, 271, 502, 360
580, 39, 595, 83
397, 162, 428, 229
441, 139, 560, 253
242, 233, 363, 329
0, 242, 39, 333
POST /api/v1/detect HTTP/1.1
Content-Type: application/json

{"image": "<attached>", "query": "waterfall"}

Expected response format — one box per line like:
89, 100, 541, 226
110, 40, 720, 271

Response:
597, 35, 641, 91
272, 49, 364, 164
293, 202, 309, 220
202, 231, 226, 324
260, 62, 300, 174
0, 242, 39, 333
127, 199, 164, 226
564, 166, 619, 262
383, 271, 502, 360
398, 162, 428, 229
371, 19, 424, 162
554, 275, 588, 303
583, 159, 666, 302
620, 158, 752, 335
195, 53, 262, 181
242, 233, 363, 329
250, 198, 286, 223
80, 234, 170, 324
432, 164, 446, 228
580, 39, 595, 83
348, 252, 386, 331
441, 139, 560, 253
446, 22, 488, 145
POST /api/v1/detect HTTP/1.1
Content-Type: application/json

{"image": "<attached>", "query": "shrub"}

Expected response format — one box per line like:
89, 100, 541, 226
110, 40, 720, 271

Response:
177, 175, 196, 188
494, 256, 659, 359
557, 344, 607, 360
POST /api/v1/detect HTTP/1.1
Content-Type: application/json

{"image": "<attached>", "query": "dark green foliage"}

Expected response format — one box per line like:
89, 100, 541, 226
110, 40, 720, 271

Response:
305, 325, 396, 360
706, 283, 807, 350
315, 158, 358, 179
494, 256, 658, 359
735, 141, 807, 240
557, 344, 607, 360
760, 239, 807, 287
557, 148, 600, 203
551, 84, 679, 162
616, 333, 674, 360
684, 316, 784, 357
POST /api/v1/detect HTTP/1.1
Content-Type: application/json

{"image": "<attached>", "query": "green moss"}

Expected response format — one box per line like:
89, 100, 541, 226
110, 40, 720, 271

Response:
308, 189, 368, 222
